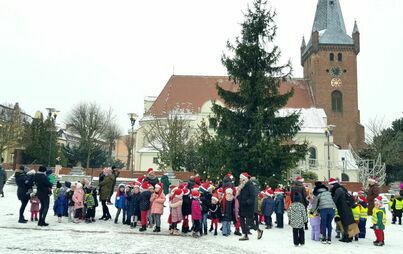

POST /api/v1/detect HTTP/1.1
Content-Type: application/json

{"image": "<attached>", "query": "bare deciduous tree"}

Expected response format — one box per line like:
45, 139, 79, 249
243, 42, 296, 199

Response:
65, 102, 112, 169
143, 112, 192, 171
103, 122, 122, 162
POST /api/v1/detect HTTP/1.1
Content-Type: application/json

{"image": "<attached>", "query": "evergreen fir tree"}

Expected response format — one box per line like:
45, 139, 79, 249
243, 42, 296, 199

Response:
211, 0, 307, 183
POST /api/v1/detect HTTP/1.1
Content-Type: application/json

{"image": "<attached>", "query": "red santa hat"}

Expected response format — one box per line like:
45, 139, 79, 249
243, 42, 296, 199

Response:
133, 182, 141, 189
328, 178, 338, 185
227, 173, 234, 180
239, 172, 251, 181
169, 185, 178, 193
296, 176, 304, 183
137, 176, 144, 184
358, 195, 367, 203
274, 188, 283, 194
265, 189, 274, 197
178, 183, 187, 190
141, 182, 151, 190
375, 195, 383, 205
192, 184, 200, 191
212, 194, 219, 202
182, 187, 190, 196
369, 176, 377, 184
217, 187, 224, 195
174, 188, 183, 198
155, 183, 163, 189
200, 182, 211, 192
191, 189, 200, 198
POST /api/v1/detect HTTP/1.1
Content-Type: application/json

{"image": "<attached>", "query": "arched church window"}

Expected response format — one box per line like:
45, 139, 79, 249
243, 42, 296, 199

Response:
338, 53, 343, 62
330, 53, 334, 61
331, 90, 343, 112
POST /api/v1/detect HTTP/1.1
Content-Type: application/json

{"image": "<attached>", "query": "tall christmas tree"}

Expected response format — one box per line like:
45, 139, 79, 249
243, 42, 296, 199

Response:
211, 0, 307, 184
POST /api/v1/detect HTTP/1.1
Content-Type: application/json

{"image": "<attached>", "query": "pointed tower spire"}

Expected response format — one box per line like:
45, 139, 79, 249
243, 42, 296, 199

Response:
353, 20, 359, 33
301, 36, 306, 49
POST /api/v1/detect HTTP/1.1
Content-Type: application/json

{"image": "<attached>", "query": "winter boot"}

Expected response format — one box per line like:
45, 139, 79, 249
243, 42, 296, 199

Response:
374, 241, 384, 246
257, 229, 263, 240
335, 232, 341, 239
139, 225, 147, 232
321, 238, 327, 244
209, 225, 214, 232
130, 222, 136, 228
234, 230, 242, 236
327, 239, 331, 244
239, 235, 249, 241
214, 229, 217, 236
153, 227, 160, 232
31, 218, 33, 222
114, 218, 118, 224
204, 226, 208, 235
192, 231, 199, 238
354, 236, 359, 241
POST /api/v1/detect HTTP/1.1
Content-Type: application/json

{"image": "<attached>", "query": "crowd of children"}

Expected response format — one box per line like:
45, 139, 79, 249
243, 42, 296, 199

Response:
20, 168, 403, 248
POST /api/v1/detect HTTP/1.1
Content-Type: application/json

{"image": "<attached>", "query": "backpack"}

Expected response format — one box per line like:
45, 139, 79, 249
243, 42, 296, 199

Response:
342, 187, 355, 207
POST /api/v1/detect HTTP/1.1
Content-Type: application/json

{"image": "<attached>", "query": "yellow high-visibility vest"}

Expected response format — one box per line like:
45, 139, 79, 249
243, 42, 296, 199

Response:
395, 199, 403, 210
359, 206, 368, 219
371, 208, 386, 226
352, 206, 360, 221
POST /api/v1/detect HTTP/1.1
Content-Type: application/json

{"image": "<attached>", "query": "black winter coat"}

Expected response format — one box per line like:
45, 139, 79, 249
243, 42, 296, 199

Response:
182, 195, 192, 216
331, 184, 355, 228
200, 192, 212, 214
238, 181, 256, 218
132, 193, 141, 216
139, 190, 151, 211
209, 203, 221, 220
221, 199, 235, 221
34, 172, 52, 199
15, 171, 33, 201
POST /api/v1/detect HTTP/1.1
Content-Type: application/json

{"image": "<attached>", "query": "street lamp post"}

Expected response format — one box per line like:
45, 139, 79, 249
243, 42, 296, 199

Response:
325, 124, 335, 180
46, 108, 59, 167
128, 113, 138, 177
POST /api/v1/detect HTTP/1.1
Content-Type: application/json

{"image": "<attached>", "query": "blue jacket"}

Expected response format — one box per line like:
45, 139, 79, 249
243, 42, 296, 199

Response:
274, 194, 285, 214
53, 187, 68, 216
115, 191, 126, 209
262, 197, 275, 216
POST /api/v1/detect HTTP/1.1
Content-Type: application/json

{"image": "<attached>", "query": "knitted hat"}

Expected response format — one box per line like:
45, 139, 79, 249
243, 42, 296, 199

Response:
191, 189, 200, 198
56, 181, 62, 188
296, 176, 304, 183
328, 178, 338, 185
239, 172, 250, 181
118, 183, 126, 189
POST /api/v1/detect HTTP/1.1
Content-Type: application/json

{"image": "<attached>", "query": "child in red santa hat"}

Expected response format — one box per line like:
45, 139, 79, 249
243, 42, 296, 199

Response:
181, 187, 192, 233
169, 188, 183, 235
209, 193, 221, 235
191, 189, 202, 238
139, 182, 152, 232
150, 183, 166, 232
372, 196, 386, 246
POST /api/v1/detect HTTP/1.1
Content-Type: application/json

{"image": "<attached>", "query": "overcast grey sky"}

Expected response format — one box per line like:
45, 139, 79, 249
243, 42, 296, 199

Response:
1, 0, 402, 133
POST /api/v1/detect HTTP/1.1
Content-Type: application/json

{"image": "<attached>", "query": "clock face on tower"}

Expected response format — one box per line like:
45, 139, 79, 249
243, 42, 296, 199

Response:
331, 78, 342, 88
330, 66, 342, 77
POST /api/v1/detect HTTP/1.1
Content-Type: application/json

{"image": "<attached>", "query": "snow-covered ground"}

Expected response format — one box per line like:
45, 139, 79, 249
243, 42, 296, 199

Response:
1, 184, 402, 254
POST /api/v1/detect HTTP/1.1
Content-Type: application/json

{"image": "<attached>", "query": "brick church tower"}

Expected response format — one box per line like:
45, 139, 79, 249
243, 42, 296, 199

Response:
301, 0, 365, 149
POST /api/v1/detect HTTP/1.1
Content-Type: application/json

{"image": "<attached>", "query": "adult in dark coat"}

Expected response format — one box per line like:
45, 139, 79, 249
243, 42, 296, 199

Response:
144, 168, 159, 187
34, 165, 53, 226
330, 180, 355, 242
366, 178, 380, 216
0, 164, 7, 197
237, 173, 263, 241
98, 168, 115, 220
15, 166, 34, 223
291, 177, 309, 208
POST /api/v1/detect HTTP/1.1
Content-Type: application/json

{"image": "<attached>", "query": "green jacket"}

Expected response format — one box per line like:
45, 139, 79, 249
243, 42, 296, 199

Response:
98, 175, 115, 201
161, 175, 171, 195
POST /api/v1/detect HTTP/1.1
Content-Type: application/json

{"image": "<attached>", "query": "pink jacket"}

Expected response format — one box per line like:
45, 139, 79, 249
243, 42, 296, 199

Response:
191, 198, 202, 220
30, 197, 40, 212
170, 196, 183, 223
150, 192, 166, 215
73, 189, 84, 209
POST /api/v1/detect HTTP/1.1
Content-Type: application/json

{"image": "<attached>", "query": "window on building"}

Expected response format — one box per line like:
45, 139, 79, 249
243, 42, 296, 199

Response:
331, 90, 343, 112
153, 157, 158, 164
338, 53, 343, 62
308, 147, 317, 168
330, 53, 334, 61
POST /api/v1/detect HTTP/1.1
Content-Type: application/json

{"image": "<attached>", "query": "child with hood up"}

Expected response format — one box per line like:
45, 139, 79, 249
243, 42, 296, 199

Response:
114, 183, 127, 224
150, 183, 166, 232
54, 181, 68, 223
66, 182, 76, 222
72, 182, 84, 223
274, 189, 285, 228
84, 186, 96, 223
